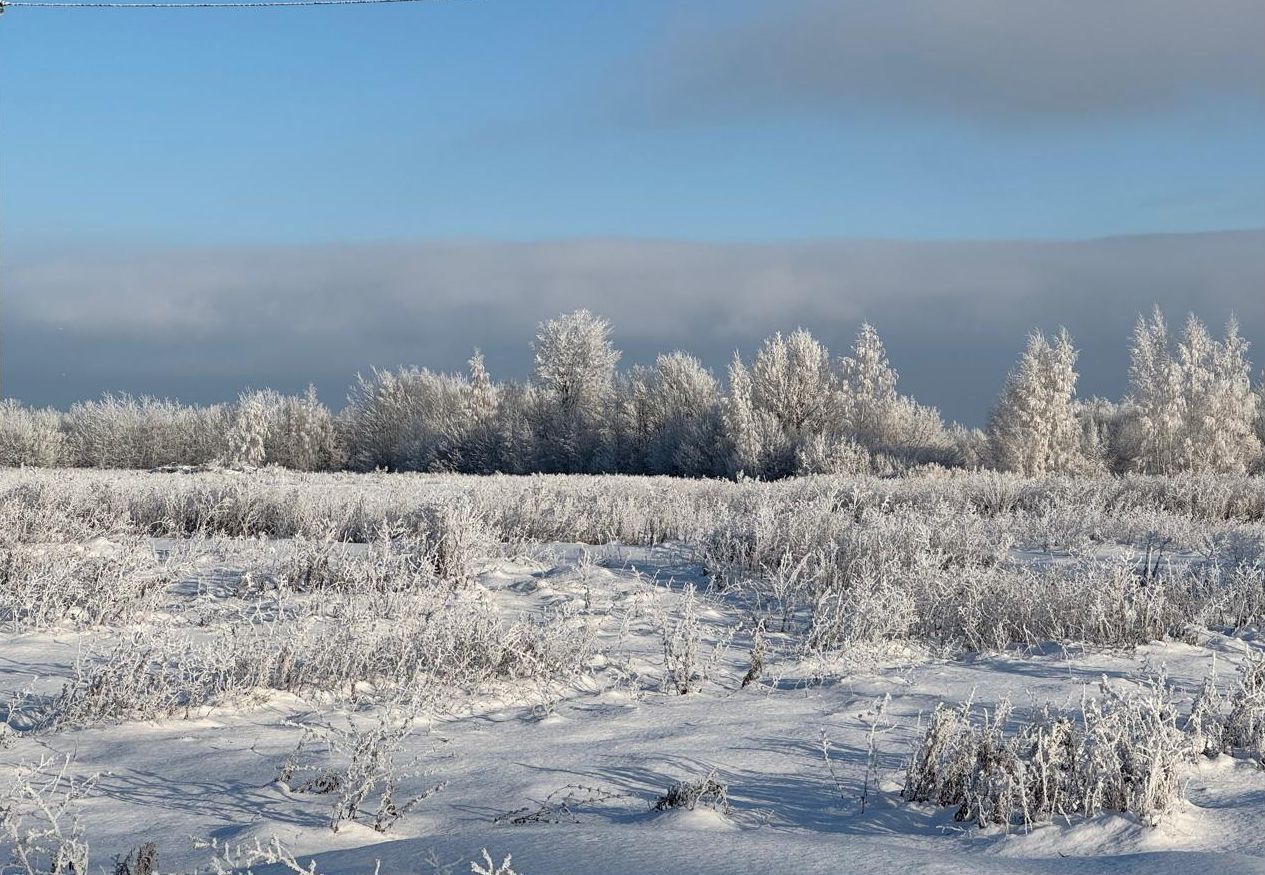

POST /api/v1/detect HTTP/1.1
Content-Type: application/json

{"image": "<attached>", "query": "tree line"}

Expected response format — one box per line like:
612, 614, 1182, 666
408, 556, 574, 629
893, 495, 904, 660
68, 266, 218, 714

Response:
1, 307, 1263, 476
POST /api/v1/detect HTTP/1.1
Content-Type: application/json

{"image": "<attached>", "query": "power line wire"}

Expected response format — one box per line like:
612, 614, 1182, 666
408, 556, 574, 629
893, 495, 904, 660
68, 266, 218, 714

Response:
1, 0, 437, 9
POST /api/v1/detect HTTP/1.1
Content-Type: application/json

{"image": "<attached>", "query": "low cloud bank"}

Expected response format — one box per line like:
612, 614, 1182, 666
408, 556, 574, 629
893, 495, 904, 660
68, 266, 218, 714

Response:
4, 230, 1262, 425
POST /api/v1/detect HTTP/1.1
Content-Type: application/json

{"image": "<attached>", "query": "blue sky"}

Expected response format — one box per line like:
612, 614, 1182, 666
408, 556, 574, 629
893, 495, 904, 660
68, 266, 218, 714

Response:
3, 0, 1262, 246
1, 0, 1263, 419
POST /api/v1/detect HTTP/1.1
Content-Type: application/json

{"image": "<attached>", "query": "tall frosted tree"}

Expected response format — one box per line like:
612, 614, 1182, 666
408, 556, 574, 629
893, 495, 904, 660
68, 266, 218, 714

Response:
460, 350, 503, 473
838, 322, 946, 456
226, 391, 270, 468
839, 323, 898, 444
1176, 315, 1259, 473
1129, 309, 1261, 474
1128, 307, 1185, 474
619, 352, 724, 476
988, 329, 1084, 475
726, 329, 844, 478
530, 309, 621, 473
725, 354, 765, 478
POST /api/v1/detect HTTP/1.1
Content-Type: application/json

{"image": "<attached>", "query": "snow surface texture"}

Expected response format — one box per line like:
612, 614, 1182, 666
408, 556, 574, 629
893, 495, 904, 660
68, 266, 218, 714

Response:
4, 468, 1265, 874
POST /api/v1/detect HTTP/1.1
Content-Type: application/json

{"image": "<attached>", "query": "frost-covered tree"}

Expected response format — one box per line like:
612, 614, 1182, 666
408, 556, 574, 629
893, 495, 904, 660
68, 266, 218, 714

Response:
726, 329, 846, 478
466, 350, 497, 423
1073, 397, 1130, 474
1127, 307, 1186, 474
491, 381, 538, 474
0, 401, 65, 467
838, 322, 946, 458
1176, 315, 1260, 473
530, 310, 621, 473
724, 354, 767, 478
459, 350, 508, 474
618, 352, 725, 476
750, 329, 839, 439
226, 391, 271, 468
263, 387, 343, 471
987, 330, 1086, 475
839, 323, 898, 441
341, 368, 471, 472
1128, 309, 1261, 474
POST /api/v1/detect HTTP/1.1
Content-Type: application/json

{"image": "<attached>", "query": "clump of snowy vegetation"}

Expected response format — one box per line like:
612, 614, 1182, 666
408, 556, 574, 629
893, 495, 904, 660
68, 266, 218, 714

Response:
0, 756, 94, 875
17, 590, 593, 731
907, 659, 1265, 832
903, 677, 1194, 828
275, 712, 445, 834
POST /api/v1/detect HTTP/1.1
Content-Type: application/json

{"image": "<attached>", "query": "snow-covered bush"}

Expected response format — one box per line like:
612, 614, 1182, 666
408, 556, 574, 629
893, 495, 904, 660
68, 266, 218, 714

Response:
660, 585, 705, 695
276, 712, 444, 833
904, 676, 1194, 828
0, 400, 66, 468
655, 772, 728, 812
0, 757, 95, 875
793, 433, 872, 476
1188, 654, 1265, 764
0, 537, 175, 632
23, 589, 592, 730
63, 394, 230, 469
342, 367, 473, 472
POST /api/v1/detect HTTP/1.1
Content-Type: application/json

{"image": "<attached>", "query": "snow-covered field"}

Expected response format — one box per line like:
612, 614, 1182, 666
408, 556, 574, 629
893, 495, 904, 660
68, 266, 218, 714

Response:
5, 468, 1265, 874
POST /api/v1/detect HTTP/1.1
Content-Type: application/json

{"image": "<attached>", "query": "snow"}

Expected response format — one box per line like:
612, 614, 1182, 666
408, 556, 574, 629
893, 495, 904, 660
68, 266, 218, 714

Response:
0, 533, 1259, 875
4, 473, 1265, 874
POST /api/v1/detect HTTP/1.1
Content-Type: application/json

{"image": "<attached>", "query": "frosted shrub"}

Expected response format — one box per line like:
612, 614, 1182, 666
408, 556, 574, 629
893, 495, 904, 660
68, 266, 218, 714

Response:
264, 387, 345, 472
0, 757, 95, 875
343, 367, 474, 472
26, 594, 593, 729
0, 483, 133, 547
0, 400, 65, 468
1188, 655, 1265, 764
794, 433, 871, 476
903, 677, 1194, 829
261, 534, 437, 596
276, 713, 445, 833
0, 538, 175, 632
660, 585, 704, 694
805, 567, 916, 651
63, 394, 229, 469
655, 772, 728, 812
415, 499, 492, 585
